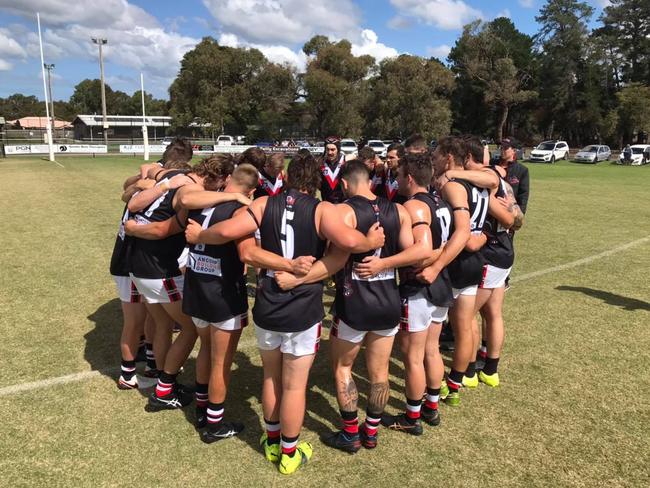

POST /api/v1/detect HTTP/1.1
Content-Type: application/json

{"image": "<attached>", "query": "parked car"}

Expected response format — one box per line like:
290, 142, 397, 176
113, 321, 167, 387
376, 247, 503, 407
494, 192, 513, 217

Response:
529, 140, 570, 163
216, 135, 234, 146
340, 138, 358, 157
574, 145, 611, 163
366, 139, 387, 157
617, 144, 650, 165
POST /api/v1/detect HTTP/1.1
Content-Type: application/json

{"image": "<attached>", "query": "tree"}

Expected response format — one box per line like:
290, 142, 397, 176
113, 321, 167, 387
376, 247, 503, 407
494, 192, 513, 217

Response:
615, 83, 650, 143
302, 36, 374, 137
365, 55, 454, 140
534, 0, 594, 142
0, 94, 42, 119
599, 0, 650, 84
69, 79, 112, 114
450, 19, 536, 142
169, 37, 295, 137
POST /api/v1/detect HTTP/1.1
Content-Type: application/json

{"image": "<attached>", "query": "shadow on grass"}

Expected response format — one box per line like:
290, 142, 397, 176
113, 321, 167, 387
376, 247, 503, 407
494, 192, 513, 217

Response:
556, 285, 650, 311
85, 298, 123, 380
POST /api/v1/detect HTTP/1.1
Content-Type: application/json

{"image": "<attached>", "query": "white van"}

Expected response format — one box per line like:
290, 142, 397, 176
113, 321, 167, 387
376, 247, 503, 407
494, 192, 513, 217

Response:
529, 140, 570, 163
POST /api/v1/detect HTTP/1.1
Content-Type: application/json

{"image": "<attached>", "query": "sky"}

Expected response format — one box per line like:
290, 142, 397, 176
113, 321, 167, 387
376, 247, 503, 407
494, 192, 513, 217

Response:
0, 0, 612, 103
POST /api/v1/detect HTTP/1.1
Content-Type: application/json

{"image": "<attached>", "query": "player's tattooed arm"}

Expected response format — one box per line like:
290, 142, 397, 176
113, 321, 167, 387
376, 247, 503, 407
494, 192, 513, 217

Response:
368, 382, 390, 413
504, 182, 525, 230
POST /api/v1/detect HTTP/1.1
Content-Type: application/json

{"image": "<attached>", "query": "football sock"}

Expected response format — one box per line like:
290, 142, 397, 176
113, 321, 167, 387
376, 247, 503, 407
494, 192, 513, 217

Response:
206, 402, 224, 431
281, 434, 299, 457
340, 409, 359, 436
120, 359, 136, 381
155, 372, 176, 397
483, 357, 500, 376
447, 369, 463, 392
265, 418, 281, 445
479, 341, 488, 360
145, 343, 156, 370
423, 387, 440, 412
466, 361, 477, 378
405, 397, 421, 423
363, 410, 381, 436
195, 382, 208, 409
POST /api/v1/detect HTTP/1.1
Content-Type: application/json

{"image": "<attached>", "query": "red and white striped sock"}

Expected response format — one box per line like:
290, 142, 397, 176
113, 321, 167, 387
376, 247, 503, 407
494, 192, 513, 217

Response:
281, 434, 299, 457
363, 411, 381, 436
406, 397, 421, 422
265, 419, 281, 445
341, 409, 359, 436
424, 388, 440, 410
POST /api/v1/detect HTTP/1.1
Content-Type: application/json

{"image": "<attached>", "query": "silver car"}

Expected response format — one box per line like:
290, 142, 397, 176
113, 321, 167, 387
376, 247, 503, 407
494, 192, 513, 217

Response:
574, 145, 611, 163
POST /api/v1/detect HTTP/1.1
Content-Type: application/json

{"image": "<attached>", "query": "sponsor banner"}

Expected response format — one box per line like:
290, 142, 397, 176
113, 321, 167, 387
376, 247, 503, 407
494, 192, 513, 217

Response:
119, 145, 167, 154
260, 146, 324, 155
6, 144, 107, 154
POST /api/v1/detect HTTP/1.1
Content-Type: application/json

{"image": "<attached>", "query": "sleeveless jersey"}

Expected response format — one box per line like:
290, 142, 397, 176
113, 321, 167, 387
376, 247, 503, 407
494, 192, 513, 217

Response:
399, 192, 454, 307
109, 205, 134, 277
446, 179, 489, 289
320, 154, 346, 203
481, 172, 515, 269
182, 201, 248, 323
334, 196, 401, 331
252, 189, 326, 332
254, 169, 284, 199
129, 170, 188, 279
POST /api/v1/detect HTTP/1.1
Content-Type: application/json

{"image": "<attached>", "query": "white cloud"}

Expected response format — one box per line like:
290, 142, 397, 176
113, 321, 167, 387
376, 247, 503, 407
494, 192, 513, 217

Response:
595, 0, 611, 7
0, 0, 199, 96
202, 0, 361, 44
518, 0, 534, 8
426, 44, 451, 60
0, 59, 12, 70
496, 9, 511, 19
351, 29, 398, 61
390, 0, 483, 30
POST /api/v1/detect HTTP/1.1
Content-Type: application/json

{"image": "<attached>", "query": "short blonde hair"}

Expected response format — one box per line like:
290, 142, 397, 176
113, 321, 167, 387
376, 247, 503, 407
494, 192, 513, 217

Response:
232, 163, 259, 192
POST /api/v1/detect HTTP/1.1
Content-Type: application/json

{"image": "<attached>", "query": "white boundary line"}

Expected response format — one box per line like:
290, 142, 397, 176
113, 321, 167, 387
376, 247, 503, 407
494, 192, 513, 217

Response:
1, 235, 648, 398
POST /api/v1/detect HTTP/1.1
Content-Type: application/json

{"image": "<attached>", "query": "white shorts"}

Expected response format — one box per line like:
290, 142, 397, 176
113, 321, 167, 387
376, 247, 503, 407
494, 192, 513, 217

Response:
400, 291, 449, 332
130, 274, 184, 304
255, 322, 321, 357
112, 275, 142, 303
452, 285, 478, 299
331, 317, 398, 344
177, 247, 189, 269
192, 313, 249, 331
479, 264, 512, 289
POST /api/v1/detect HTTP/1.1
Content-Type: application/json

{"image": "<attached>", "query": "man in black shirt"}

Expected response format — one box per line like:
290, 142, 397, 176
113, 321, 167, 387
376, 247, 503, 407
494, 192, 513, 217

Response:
496, 138, 530, 214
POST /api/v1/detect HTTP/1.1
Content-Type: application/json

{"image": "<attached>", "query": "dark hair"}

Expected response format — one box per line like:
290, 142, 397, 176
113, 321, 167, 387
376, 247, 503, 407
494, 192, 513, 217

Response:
239, 147, 267, 170
341, 160, 370, 184
357, 146, 376, 162
460, 134, 484, 166
399, 152, 432, 187
436, 136, 465, 167
404, 133, 427, 151
193, 154, 235, 191
267, 153, 285, 169
285, 152, 321, 196
161, 137, 193, 167
297, 148, 312, 157
386, 143, 404, 157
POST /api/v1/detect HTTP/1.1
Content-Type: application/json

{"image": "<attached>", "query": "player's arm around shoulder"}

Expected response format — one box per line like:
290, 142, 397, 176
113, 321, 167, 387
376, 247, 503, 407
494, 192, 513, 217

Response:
187, 196, 266, 246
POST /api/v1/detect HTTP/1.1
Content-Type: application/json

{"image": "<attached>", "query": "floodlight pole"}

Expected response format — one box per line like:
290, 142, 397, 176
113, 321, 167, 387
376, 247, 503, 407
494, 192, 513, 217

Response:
92, 37, 108, 148
44, 63, 55, 136
140, 72, 149, 161
37, 13, 55, 162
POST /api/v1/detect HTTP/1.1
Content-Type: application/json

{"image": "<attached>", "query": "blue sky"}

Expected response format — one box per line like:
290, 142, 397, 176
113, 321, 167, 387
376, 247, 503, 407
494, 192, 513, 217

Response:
0, 0, 610, 106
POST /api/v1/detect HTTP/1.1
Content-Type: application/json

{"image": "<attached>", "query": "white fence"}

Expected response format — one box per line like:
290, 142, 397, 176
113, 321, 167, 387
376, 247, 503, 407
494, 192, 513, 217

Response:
6, 144, 108, 154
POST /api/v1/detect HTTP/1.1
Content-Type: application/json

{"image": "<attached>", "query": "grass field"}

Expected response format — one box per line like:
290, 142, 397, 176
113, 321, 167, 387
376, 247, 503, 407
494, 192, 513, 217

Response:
1, 155, 649, 487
